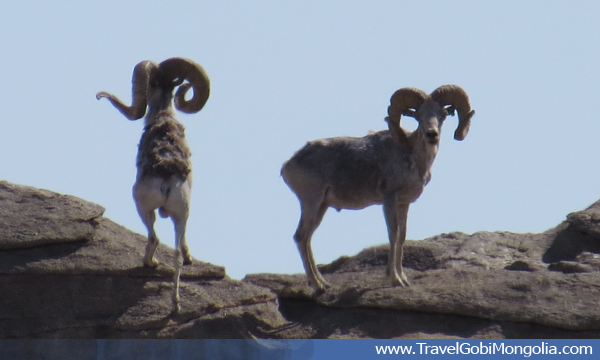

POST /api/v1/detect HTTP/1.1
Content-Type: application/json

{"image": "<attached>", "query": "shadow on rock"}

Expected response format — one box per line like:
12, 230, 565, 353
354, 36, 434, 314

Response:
543, 224, 600, 263
0, 240, 88, 273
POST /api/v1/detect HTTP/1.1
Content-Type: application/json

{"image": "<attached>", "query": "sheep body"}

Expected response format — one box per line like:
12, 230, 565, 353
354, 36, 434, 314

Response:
97, 58, 209, 312
282, 86, 474, 291
282, 131, 427, 210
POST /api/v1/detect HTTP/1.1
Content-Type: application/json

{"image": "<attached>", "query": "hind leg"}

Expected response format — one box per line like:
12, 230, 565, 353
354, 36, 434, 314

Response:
133, 180, 165, 268
294, 195, 330, 292
139, 209, 160, 268
170, 214, 192, 265
171, 215, 188, 313
163, 179, 193, 265
181, 222, 192, 265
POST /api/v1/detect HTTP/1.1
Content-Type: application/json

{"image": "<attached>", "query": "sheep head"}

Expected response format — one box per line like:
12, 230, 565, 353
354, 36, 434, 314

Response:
96, 57, 210, 120
385, 85, 475, 145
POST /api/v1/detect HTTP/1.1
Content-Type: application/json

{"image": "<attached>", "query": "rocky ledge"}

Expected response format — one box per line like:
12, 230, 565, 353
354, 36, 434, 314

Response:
245, 200, 600, 339
1, 180, 600, 339
0, 181, 286, 338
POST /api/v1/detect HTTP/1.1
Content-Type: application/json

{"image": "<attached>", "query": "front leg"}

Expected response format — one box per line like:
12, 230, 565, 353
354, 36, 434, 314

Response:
383, 194, 410, 287
394, 202, 411, 286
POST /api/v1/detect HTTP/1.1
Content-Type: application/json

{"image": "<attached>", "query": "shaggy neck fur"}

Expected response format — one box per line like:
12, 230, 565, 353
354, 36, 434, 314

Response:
410, 131, 439, 185
138, 109, 191, 179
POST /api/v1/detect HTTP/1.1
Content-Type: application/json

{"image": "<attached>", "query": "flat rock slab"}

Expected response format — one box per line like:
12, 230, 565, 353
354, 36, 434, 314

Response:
0, 181, 287, 338
0, 219, 225, 279
0, 216, 280, 338
0, 181, 105, 249
245, 230, 600, 336
4, 179, 600, 339
0, 271, 284, 338
247, 267, 600, 331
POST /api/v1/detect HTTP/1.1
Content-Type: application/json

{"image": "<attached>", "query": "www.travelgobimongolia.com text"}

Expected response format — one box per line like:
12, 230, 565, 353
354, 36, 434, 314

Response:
375, 342, 592, 357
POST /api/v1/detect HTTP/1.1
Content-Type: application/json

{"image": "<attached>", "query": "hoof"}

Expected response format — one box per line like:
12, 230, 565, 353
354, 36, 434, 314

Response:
182, 247, 193, 265
314, 287, 327, 296
171, 303, 180, 314
310, 279, 331, 294
144, 258, 159, 268
400, 272, 411, 287
391, 275, 410, 288
172, 294, 181, 314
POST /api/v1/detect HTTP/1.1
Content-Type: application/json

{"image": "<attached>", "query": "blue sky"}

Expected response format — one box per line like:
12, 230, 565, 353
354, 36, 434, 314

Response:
1, 1, 599, 279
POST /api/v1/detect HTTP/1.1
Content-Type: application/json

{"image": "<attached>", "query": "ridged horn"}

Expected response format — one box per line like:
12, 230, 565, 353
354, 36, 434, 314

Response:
158, 57, 211, 114
387, 87, 428, 121
385, 88, 428, 145
430, 85, 475, 141
96, 60, 158, 120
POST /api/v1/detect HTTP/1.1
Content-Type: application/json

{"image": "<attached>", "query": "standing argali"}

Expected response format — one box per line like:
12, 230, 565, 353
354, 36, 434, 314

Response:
281, 85, 475, 291
97, 58, 210, 312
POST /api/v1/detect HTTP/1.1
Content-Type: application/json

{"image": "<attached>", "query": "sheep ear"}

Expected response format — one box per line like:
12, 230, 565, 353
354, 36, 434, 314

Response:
385, 117, 409, 146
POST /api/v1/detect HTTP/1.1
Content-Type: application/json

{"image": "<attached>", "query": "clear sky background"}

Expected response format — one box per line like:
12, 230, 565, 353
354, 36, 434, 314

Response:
1, 1, 599, 279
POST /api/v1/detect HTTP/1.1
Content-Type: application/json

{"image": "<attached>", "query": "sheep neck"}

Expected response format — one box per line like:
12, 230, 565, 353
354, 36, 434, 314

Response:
411, 136, 439, 184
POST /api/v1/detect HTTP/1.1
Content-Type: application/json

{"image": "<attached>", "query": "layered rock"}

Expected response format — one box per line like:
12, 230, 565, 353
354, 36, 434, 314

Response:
2, 180, 600, 339
0, 181, 286, 338
245, 204, 600, 339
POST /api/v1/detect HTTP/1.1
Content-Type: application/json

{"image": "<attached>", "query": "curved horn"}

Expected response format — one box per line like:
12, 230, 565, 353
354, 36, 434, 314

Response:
96, 60, 157, 120
158, 57, 210, 114
387, 87, 428, 121
385, 88, 428, 145
430, 85, 475, 141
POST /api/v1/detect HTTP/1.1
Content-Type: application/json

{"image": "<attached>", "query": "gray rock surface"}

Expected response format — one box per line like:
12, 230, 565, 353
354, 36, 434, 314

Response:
245, 214, 600, 339
0, 181, 286, 338
0, 181, 105, 249
567, 199, 600, 238
2, 180, 600, 339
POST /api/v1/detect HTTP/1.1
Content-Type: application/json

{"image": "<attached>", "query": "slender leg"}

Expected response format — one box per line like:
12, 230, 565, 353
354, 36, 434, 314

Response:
164, 178, 192, 265
383, 194, 410, 287
171, 216, 186, 313
133, 180, 163, 268
139, 210, 160, 268
172, 245, 182, 313
181, 232, 192, 265
181, 244, 192, 265
394, 203, 411, 286
383, 193, 397, 279
178, 217, 192, 265
294, 201, 330, 291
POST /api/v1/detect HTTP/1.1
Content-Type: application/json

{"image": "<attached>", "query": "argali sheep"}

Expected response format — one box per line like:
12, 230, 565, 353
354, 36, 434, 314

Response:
281, 85, 475, 291
97, 57, 210, 312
